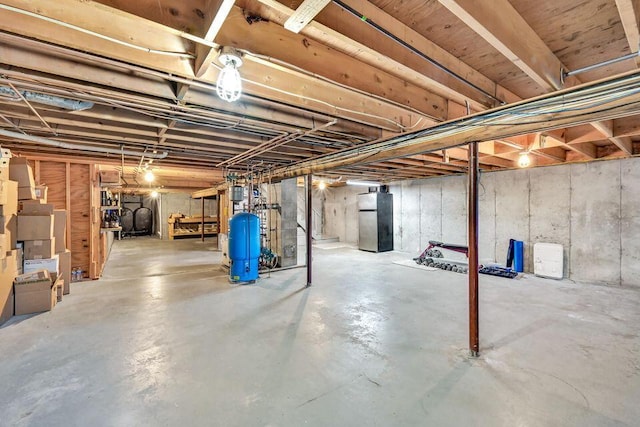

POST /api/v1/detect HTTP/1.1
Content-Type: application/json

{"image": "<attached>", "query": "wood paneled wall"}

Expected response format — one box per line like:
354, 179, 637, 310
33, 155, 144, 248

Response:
29, 157, 106, 279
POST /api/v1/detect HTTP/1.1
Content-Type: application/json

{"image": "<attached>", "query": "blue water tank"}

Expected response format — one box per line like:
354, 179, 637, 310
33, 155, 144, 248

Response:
228, 212, 260, 282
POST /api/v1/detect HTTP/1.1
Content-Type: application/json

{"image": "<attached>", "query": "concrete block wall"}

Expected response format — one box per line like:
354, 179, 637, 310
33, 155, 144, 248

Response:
324, 157, 640, 287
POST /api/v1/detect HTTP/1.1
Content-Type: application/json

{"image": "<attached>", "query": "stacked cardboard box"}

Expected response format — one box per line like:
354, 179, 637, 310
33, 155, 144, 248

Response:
0, 147, 18, 325
9, 157, 36, 201
0, 156, 73, 323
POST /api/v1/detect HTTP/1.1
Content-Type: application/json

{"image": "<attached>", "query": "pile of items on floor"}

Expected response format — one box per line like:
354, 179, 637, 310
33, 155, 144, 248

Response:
0, 151, 72, 326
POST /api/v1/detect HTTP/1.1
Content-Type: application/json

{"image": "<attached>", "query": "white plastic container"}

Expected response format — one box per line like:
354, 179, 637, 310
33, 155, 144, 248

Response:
533, 243, 563, 279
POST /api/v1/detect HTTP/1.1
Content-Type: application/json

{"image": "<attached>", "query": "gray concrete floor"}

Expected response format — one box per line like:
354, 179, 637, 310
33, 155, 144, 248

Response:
1, 237, 639, 426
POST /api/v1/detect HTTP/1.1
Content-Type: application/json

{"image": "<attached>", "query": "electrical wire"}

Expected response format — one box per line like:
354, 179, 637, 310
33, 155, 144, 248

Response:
0, 4, 195, 59
208, 62, 418, 132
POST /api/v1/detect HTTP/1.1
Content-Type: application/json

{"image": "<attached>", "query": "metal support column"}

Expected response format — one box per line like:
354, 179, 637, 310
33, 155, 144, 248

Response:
306, 174, 313, 287
468, 141, 480, 357
201, 196, 205, 242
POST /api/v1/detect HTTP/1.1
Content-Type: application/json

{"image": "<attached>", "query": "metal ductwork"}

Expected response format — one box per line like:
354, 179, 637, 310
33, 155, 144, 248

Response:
0, 86, 94, 111
0, 129, 168, 159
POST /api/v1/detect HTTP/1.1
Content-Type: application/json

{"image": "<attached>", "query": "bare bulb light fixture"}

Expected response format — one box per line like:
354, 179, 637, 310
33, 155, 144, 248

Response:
318, 180, 327, 190
150, 190, 159, 198
144, 170, 155, 182
518, 152, 531, 168
216, 47, 243, 102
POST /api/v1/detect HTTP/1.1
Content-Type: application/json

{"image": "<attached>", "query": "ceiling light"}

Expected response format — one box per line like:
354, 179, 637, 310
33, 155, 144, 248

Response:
318, 180, 327, 190
144, 170, 155, 182
346, 180, 380, 187
150, 190, 158, 198
216, 47, 243, 102
518, 152, 531, 168
284, 0, 331, 33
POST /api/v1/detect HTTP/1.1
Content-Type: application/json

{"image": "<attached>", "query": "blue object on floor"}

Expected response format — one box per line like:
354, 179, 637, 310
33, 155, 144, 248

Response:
513, 240, 524, 272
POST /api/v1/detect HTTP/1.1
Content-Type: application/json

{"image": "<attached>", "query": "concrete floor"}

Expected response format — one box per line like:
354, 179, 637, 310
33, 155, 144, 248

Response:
1, 237, 639, 426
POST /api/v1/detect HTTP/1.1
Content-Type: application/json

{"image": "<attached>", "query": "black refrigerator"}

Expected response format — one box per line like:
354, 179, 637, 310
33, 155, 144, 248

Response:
358, 191, 393, 252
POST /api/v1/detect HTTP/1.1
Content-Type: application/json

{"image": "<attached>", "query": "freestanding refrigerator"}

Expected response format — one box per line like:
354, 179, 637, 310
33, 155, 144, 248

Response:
358, 191, 393, 252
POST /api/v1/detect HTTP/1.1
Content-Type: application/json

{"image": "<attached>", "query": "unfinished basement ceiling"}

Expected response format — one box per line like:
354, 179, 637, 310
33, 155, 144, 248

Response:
0, 0, 638, 188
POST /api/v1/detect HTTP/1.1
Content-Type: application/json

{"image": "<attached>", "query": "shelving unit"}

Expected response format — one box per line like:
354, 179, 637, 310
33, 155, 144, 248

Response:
168, 215, 219, 240
99, 186, 122, 240
100, 227, 123, 233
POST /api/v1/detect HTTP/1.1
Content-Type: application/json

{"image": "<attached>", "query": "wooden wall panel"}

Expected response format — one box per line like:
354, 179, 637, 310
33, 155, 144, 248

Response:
70, 163, 91, 278
38, 161, 67, 209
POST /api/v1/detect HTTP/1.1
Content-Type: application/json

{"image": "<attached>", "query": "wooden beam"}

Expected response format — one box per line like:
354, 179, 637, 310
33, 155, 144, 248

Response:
195, 0, 236, 77
589, 119, 634, 156
609, 136, 634, 155
215, 7, 448, 119
0, 0, 194, 78
615, 0, 640, 64
0, 5, 422, 132
615, 115, 640, 137
253, 0, 500, 108
437, 0, 565, 91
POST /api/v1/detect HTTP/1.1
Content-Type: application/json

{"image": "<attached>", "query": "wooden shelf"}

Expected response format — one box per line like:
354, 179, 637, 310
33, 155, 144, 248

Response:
100, 227, 122, 232
171, 216, 218, 224
168, 215, 218, 240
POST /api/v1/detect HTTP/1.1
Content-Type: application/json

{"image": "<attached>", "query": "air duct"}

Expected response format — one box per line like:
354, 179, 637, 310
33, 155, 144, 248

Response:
0, 129, 168, 159
0, 86, 94, 111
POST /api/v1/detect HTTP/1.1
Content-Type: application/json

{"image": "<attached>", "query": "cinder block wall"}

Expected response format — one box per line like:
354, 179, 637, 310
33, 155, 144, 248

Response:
325, 157, 640, 287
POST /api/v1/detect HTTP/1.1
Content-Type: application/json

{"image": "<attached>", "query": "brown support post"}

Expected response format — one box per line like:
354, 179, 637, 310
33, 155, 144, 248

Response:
468, 141, 480, 357
306, 174, 313, 287
201, 196, 205, 242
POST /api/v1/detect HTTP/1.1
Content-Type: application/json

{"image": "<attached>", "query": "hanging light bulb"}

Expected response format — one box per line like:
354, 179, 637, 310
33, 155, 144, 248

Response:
144, 170, 155, 182
318, 180, 327, 190
518, 152, 531, 168
150, 190, 159, 198
216, 47, 243, 102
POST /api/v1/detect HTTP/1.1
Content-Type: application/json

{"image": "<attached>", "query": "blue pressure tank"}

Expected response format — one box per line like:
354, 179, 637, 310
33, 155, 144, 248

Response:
228, 212, 260, 282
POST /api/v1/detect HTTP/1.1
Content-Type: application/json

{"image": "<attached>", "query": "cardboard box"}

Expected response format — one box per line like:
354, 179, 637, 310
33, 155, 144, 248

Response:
24, 239, 56, 260
20, 201, 53, 215
0, 180, 18, 214
18, 186, 36, 201
99, 170, 120, 184
0, 233, 6, 260
34, 185, 47, 203
58, 249, 71, 295
17, 214, 54, 241
0, 147, 10, 183
53, 210, 67, 253
0, 250, 18, 325
23, 254, 59, 277
0, 180, 8, 205
0, 180, 18, 250
14, 270, 55, 315
19, 199, 49, 214
55, 277, 63, 302
9, 158, 35, 188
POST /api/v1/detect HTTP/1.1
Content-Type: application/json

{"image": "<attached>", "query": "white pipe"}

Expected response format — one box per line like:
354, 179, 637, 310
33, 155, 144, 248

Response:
0, 129, 168, 159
